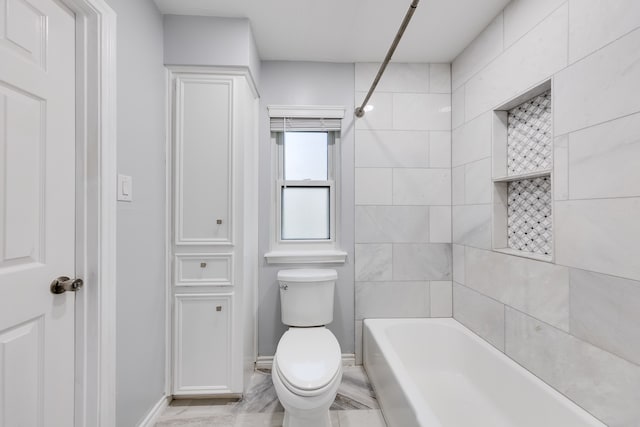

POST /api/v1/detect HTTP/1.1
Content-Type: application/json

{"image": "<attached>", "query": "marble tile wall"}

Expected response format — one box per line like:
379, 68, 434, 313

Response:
451, 1, 640, 425
354, 63, 452, 364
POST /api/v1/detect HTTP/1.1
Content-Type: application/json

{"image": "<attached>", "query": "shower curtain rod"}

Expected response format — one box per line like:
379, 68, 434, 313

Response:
355, 0, 420, 118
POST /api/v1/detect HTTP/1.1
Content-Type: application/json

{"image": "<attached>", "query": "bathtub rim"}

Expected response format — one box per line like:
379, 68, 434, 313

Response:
362, 317, 606, 427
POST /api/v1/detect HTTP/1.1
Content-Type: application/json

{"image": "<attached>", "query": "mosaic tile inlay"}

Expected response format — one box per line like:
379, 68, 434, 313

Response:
507, 176, 552, 255
507, 90, 552, 176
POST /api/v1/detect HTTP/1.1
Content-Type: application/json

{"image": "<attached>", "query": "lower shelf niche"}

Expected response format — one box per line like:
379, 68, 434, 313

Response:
507, 175, 552, 256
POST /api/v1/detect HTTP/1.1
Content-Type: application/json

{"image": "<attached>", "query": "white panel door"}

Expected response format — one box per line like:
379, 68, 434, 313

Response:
0, 0, 76, 425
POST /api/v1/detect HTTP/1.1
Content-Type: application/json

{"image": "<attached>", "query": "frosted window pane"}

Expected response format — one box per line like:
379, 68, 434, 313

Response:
284, 132, 328, 180
281, 187, 329, 240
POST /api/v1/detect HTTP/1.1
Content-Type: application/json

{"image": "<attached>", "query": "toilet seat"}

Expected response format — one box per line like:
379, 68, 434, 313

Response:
274, 328, 341, 397
275, 357, 341, 398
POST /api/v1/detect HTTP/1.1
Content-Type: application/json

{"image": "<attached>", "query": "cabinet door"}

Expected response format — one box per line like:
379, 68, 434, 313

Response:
175, 76, 233, 245
174, 293, 233, 394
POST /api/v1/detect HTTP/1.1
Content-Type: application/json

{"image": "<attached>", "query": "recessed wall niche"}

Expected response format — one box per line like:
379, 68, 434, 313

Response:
492, 81, 553, 261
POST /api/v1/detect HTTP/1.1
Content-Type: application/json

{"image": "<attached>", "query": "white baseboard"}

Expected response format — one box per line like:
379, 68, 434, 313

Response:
256, 353, 356, 371
137, 395, 170, 427
342, 353, 356, 366
255, 356, 274, 370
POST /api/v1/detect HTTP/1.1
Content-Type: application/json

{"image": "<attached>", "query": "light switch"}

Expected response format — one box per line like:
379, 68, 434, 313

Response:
117, 174, 133, 202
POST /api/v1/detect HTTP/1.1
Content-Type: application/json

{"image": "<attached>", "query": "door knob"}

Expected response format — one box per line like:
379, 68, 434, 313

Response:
50, 276, 84, 294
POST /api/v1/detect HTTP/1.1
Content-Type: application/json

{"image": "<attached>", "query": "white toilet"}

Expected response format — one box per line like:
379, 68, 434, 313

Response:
272, 269, 343, 427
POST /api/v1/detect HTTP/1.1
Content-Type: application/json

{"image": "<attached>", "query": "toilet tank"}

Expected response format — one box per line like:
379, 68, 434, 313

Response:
277, 269, 337, 327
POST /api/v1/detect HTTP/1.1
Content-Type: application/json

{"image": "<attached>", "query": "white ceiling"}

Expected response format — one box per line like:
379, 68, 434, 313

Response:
153, 0, 511, 63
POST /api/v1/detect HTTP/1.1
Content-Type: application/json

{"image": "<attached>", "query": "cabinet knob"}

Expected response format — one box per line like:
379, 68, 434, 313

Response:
216, 306, 222, 312
216, 219, 222, 225
200, 262, 207, 268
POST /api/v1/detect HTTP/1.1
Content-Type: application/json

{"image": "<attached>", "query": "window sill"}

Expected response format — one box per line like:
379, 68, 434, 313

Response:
264, 250, 347, 265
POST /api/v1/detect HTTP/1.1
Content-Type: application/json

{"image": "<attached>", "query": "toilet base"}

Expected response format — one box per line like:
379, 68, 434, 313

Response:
283, 409, 331, 427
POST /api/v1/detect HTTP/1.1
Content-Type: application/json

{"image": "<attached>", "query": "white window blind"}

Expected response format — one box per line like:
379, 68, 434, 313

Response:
270, 117, 342, 132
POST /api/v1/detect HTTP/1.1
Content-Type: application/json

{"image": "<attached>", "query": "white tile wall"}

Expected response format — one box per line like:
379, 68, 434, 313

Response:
452, 244, 465, 284
465, 5, 568, 120
453, 283, 505, 351
355, 244, 393, 282
392, 168, 451, 206
464, 157, 492, 205
354, 63, 452, 359
452, 112, 492, 167
553, 135, 569, 200
354, 92, 393, 130
568, 112, 640, 199
506, 308, 640, 427
355, 206, 429, 243
355, 130, 428, 168
452, 165, 465, 205
503, 0, 567, 48
451, 85, 465, 129
355, 63, 429, 93
554, 27, 640, 135
452, 205, 492, 249
555, 198, 640, 281
452, 1, 640, 423
452, 13, 504, 90
429, 206, 452, 243
429, 64, 451, 94
355, 282, 430, 319
569, 0, 640, 63
355, 168, 392, 205
392, 93, 451, 131
429, 131, 451, 168
430, 281, 453, 317
392, 244, 452, 281
465, 247, 570, 330
570, 269, 640, 366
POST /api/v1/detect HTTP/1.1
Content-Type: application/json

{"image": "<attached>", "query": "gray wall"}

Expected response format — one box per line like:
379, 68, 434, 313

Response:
352, 63, 453, 364
106, 0, 167, 425
451, 1, 640, 425
257, 61, 355, 356
163, 15, 260, 85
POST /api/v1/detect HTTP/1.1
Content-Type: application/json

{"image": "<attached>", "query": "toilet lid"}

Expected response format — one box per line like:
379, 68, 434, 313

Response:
276, 328, 341, 391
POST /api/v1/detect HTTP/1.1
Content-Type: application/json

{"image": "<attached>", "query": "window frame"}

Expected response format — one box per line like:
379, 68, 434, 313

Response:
276, 131, 336, 244
265, 105, 347, 264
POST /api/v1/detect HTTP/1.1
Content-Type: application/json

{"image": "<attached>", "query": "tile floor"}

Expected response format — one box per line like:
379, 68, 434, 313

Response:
155, 367, 387, 426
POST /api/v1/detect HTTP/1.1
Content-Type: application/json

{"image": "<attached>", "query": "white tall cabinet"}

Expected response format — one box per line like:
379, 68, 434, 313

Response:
168, 68, 258, 396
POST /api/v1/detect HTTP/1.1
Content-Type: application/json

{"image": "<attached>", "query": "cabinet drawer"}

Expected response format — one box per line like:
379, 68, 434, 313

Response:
175, 254, 232, 286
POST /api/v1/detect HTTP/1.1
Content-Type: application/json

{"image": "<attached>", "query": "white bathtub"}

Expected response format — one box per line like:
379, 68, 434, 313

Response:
363, 318, 606, 427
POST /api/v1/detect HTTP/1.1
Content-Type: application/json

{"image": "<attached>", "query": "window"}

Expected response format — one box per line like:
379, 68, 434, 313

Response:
279, 131, 334, 241
265, 105, 347, 264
